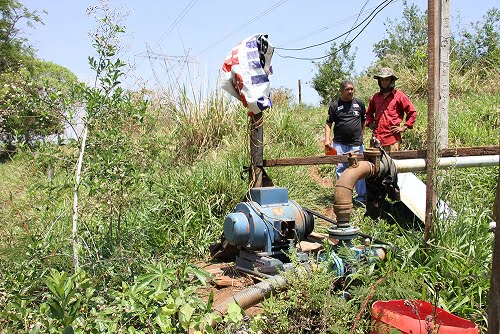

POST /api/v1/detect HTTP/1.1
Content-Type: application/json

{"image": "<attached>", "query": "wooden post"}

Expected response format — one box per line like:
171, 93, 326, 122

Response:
249, 113, 264, 187
488, 170, 500, 334
298, 79, 302, 107
439, 0, 450, 149
425, 0, 440, 245
220, 87, 224, 113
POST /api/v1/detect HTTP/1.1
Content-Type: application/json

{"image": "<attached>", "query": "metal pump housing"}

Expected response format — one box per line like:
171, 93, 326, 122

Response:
224, 187, 314, 274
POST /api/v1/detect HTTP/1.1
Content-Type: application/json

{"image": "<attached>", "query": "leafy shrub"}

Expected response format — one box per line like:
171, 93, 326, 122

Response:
311, 42, 355, 105
270, 86, 295, 107
168, 93, 244, 164
453, 8, 500, 76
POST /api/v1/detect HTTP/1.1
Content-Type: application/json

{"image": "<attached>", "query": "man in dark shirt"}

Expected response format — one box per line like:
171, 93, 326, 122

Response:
324, 80, 367, 203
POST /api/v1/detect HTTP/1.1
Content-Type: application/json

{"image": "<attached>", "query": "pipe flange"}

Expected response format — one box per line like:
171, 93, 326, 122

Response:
328, 225, 360, 240
363, 147, 381, 172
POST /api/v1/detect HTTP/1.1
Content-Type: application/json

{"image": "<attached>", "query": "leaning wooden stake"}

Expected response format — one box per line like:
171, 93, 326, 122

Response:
488, 170, 500, 334
298, 79, 302, 107
72, 124, 88, 272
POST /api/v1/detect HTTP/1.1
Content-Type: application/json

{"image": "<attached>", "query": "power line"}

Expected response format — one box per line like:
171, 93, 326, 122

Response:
275, 0, 394, 51
343, 0, 370, 44
136, 0, 287, 77
136, 51, 197, 62
278, 15, 367, 48
134, 0, 198, 60
276, 0, 396, 61
156, 0, 199, 47
277, 1, 392, 48
197, 0, 289, 56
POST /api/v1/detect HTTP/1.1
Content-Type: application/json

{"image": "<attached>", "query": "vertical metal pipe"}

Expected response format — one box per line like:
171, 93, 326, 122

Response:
250, 113, 264, 187
425, 0, 440, 245
334, 161, 374, 225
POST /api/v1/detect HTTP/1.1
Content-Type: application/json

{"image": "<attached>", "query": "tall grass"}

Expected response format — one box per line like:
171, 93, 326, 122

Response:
0, 64, 498, 332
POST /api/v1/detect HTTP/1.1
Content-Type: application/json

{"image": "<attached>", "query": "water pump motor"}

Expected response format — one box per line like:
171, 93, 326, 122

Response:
224, 187, 314, 274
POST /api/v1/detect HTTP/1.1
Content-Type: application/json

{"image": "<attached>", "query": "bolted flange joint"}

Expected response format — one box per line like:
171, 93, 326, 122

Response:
363, 147, 382, 174
347, 152, 359, 168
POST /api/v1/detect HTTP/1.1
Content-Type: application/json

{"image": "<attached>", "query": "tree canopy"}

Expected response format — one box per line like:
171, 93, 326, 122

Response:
0, 0, 44, 72
311, 1, 499, 100
372, 0, 428, 69
310, 42, 355, 105
453, 7, 500, 74
0, 1, 80, 150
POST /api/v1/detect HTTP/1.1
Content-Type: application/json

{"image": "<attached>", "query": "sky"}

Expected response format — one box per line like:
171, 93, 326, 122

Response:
21, 0, 495, 105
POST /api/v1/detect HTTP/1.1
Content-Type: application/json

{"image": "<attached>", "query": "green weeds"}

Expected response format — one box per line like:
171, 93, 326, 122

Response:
0, 2, 498, 333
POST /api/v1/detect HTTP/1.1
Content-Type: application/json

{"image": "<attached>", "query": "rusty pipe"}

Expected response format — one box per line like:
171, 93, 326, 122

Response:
213, 274, 288, 314
212, 263, 312, 315
334, 161, 375, 225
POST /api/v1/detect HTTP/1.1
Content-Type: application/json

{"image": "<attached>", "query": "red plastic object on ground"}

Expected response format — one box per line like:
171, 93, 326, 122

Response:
325, 145, 337, 156
371, 300, 478, 334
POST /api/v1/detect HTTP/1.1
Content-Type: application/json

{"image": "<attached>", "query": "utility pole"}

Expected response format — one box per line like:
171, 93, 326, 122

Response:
298, 79, 302, 107
439, 0, 450, 149
425, 0, 440, 245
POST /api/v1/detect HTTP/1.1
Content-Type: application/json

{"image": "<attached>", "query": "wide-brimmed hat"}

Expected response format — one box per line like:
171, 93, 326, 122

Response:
373, 67, 398, 80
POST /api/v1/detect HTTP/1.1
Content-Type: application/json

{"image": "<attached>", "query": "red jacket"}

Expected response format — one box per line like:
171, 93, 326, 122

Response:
366, 89, 417, 146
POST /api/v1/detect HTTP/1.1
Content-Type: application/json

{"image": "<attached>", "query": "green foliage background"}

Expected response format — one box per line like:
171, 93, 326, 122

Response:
0, 1, 499, 333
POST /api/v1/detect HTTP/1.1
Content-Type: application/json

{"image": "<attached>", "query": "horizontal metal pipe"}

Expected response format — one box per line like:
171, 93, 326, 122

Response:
213, 274, 288, 315
212, 264, 311, 315
395, 155, 499, 173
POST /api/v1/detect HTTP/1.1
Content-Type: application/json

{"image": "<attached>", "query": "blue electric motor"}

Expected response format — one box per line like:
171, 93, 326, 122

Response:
224, 187, 314, 273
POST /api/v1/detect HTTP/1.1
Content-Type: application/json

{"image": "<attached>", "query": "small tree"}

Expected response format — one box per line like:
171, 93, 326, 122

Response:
0, 59, 78, 148
452, 8, 500, 75
311, 42, 355, 105
372, 0, 428, 70
71, 2, 147, 271
0, 0, 44, 72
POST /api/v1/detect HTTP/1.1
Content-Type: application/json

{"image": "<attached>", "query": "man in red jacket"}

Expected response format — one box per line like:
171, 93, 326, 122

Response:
366, 67, 417, 152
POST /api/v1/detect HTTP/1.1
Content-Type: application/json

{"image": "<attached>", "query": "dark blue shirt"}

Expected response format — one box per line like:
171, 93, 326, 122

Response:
326, 97, 366, 146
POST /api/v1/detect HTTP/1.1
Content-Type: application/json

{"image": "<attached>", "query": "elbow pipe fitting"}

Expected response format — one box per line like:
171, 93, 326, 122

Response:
334, 161, 375, 226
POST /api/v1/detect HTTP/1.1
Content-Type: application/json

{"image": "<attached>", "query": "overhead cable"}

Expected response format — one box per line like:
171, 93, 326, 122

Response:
156, 0, 199, 46
197, 0, 289, 56
276, 0, 395, 61
275, 0, 393, 52
134, 0, 198, 59
278, 4, 382, 48
343, 0, 370, 44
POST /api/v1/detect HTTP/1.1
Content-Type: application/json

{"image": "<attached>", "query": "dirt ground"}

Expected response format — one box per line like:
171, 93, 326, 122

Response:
198, 262, 265, 315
